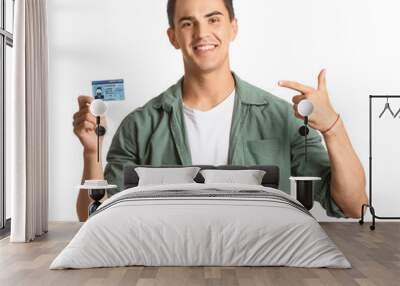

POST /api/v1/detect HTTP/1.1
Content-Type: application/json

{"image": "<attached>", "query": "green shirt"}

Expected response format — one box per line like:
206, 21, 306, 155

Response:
104, 72, 345, 218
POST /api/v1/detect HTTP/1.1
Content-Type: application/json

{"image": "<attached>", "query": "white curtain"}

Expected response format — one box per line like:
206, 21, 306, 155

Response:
10, 0, 49, 242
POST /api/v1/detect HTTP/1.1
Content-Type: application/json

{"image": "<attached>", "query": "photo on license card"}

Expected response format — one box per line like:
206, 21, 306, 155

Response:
92, 79, 125, 101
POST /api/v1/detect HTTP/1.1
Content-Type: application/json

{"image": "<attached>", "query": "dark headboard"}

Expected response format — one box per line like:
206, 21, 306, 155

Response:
123, 165, 280, 189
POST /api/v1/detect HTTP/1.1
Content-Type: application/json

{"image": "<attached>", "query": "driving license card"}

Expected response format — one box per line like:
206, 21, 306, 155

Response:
92, 79, 125, 101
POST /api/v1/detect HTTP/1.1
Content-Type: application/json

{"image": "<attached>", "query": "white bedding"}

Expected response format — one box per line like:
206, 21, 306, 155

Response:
50, 183, 351, 269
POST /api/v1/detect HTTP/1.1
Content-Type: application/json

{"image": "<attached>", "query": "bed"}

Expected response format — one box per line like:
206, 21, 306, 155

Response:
50, 165, 351, 269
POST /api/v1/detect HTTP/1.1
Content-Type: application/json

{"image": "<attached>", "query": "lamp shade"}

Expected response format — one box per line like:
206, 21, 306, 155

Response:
89, 99, 107, 117
298, 100, 314, 117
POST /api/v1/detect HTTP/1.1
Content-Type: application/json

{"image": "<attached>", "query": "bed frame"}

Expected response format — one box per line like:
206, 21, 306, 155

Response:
88, 165, 280, 215
123, 165, 280, 189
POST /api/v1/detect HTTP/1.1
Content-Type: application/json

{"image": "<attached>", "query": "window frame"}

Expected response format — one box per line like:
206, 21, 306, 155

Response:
0, 0, 14, 234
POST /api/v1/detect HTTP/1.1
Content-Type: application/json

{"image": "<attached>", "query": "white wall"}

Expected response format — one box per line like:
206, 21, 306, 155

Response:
47, 0, 400, 221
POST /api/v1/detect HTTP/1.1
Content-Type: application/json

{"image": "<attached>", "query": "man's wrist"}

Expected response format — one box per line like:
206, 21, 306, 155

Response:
83, 149, 102, 161
322, 116, 343, 138
82, 150, 104, 182
83, 149, 96, 157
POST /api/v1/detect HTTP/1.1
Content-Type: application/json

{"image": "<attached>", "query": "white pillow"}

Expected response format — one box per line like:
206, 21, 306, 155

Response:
200, 169, 266, 185
135, 167, 201, 186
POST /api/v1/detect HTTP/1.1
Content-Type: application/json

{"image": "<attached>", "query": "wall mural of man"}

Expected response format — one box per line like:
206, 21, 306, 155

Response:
72, 0, 367, 222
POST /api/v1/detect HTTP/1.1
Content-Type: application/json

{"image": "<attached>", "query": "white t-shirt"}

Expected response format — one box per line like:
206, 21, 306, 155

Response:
183, 90, 235, 165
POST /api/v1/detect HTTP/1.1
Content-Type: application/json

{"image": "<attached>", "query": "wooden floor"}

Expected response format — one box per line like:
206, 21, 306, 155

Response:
0, 222, 399, 286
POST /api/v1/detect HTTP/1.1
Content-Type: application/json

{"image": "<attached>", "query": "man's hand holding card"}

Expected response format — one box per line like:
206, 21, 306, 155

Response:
73, 79, 125, 154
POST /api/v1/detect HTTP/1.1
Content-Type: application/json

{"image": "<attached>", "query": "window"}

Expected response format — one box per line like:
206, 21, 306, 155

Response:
0, 0, 14, 235
5, 0, 13, 33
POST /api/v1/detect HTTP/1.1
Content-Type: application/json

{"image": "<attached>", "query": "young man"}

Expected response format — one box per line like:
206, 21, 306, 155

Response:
73, 0, 367, 222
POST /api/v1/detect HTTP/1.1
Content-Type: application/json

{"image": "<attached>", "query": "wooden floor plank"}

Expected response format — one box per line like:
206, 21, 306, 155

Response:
0, 222, 399, 286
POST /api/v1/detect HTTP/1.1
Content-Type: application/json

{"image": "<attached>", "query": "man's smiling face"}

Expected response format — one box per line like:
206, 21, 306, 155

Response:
167, 0, 238, 74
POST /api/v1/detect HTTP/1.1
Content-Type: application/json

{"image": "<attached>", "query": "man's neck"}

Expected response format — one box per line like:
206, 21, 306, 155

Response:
182, 67, 235, 112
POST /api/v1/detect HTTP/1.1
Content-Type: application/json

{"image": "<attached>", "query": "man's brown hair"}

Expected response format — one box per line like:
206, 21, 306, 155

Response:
167, 0, 235, 27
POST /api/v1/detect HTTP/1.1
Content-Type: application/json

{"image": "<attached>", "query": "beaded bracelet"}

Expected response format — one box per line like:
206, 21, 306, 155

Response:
321, 114, 340, 135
